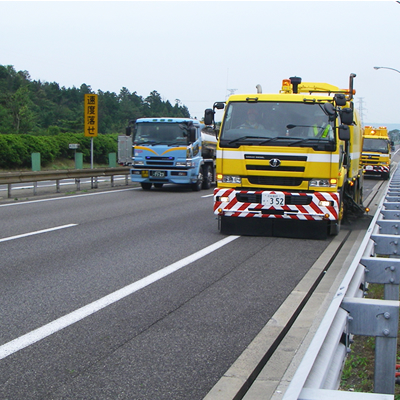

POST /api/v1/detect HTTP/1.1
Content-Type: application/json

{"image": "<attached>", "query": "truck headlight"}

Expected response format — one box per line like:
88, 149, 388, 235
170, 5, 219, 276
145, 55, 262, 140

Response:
221, 175, 241, 184
134, 160, 144, 166
176, 160, 193, 167
309, 179, 337, 188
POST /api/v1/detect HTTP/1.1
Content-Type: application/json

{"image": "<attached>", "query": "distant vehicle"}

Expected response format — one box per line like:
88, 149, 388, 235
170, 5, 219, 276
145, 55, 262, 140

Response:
361, 126, 392, 180
118, 135, 133, 166
125, 117, 216, 191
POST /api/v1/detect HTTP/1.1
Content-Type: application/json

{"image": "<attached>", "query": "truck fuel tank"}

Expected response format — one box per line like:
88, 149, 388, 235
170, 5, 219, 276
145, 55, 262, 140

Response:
201, 127, 217, 158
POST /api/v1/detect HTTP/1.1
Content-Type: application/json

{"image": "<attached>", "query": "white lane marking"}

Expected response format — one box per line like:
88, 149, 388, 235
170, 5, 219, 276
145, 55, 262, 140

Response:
0, 235, 239, 360
0, 188, 138, 207
0, 224, 78, 243
201, 193, 214, 198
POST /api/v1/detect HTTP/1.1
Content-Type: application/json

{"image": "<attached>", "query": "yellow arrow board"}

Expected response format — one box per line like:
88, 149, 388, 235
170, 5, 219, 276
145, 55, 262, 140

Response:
84, 94, 98, 137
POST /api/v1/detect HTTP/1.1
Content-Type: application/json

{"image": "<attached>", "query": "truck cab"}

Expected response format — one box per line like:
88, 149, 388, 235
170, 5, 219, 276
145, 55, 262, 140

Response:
361, 126, 392, 180
204, 74, 364, 238
128, 118, 216, 191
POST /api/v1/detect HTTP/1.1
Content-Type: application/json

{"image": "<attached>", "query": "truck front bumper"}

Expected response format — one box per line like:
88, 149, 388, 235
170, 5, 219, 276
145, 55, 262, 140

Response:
213, 188, 339, 221
362, 165, 389, 177
130, 168, 196, 185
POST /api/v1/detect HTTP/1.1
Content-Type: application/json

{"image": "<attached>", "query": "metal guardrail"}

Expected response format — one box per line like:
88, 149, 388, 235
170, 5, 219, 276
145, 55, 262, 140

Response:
282, 169, 400, 399
0, 167, 131, 198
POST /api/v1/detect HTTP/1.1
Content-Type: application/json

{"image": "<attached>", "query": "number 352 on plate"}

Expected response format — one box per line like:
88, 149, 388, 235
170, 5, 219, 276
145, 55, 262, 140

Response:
262, 193, 285, 206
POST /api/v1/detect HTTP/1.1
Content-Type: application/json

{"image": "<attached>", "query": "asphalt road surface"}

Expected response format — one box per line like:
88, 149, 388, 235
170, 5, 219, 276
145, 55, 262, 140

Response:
0, 171, 386, 399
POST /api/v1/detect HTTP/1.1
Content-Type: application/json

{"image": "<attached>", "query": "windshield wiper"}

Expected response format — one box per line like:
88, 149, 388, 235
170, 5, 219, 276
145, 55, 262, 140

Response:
168, 142, 186, 147
259, 136, 304, 145
227, 136, 266, 145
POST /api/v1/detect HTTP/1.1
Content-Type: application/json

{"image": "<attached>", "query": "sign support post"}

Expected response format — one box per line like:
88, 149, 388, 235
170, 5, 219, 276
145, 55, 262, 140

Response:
84, 94, 98, 188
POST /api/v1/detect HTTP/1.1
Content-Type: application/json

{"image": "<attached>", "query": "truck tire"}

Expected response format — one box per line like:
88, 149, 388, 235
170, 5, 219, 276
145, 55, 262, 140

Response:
202, 165, 212, 190
382, 171, 390, 180
141, 182, 152, 190
329, 220, 341, 235
191, 170, 203, 191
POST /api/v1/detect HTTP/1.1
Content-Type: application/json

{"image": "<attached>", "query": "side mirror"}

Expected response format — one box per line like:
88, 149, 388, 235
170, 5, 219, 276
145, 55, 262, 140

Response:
334, 94, 347, 107
214, 102, 225, 110
323, 102, 337, 121
125, 126, 131, 136
339, 125, 350, 141
204, 109, 214, 126
340, 108, 354, 125
188, 127, 196, 143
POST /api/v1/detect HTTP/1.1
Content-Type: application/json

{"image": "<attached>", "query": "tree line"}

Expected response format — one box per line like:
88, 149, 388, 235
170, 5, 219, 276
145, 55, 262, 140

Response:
0, 133, 119, 170
0, 64, 191, 136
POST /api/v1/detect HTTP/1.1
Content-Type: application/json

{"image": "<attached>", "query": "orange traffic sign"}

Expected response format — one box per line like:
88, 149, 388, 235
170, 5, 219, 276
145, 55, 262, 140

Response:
84, 94, 98, 137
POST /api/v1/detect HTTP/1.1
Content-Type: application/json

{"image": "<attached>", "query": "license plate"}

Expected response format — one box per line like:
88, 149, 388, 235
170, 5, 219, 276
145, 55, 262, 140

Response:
262, 193, 285, 206
150, 170, 166, 178
366, 166, 373, 171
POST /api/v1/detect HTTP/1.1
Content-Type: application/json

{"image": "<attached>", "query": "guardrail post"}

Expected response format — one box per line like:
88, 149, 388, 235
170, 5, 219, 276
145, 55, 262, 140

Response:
361, 257, 400, 300
7, 183, 11, 199
56, 180, 60, 193
376, 218, 400, 234
341, 297, 399, 394
371, 233, 400, 257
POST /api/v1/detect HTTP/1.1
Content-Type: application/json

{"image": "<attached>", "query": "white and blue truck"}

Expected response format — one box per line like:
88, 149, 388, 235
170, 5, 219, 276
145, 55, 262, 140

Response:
124, 117, 216, 191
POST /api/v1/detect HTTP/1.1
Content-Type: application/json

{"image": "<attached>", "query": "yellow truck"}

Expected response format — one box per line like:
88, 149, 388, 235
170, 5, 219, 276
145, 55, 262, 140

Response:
361, 125, 392, 180
204, 74, 364, 239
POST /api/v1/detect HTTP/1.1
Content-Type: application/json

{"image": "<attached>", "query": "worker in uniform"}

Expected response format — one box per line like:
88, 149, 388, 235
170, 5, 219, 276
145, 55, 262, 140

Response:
240, 109, 265, 130
312, 115, 333, 139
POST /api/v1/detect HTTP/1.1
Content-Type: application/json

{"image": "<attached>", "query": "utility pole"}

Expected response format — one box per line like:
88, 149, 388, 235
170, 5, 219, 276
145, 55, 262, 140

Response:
357, 97, 366, 126
226, 88, 238, 99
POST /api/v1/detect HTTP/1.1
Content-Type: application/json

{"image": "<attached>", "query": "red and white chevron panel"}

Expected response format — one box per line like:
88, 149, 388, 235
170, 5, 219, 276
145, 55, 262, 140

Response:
213, 188, 339, 221
363, 165, 389, 173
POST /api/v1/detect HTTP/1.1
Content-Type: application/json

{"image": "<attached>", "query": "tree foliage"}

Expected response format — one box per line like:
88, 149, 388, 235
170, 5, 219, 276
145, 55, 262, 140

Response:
0, 65, 191, 135
0, 133, 119, 169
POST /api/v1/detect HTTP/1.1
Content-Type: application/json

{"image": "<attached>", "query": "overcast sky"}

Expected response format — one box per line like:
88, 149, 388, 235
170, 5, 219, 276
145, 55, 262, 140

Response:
2, 1, 400, 127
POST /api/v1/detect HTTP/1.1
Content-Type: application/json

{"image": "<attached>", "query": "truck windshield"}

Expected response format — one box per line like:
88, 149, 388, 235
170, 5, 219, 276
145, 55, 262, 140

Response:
133, 123, 187, 146
362, 138, 389, 153
219, 102, 335, 149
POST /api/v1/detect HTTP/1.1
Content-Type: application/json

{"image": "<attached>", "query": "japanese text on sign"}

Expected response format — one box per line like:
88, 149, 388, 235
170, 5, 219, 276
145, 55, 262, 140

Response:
84, 94, 98, 137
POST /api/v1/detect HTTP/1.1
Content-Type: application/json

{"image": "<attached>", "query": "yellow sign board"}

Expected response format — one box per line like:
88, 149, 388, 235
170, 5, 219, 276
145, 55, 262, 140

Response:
84, 94, 98, 137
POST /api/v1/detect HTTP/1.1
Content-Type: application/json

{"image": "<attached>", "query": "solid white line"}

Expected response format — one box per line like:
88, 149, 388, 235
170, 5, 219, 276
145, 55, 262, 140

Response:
0, 224, 78, 243
0, 235, 239, 360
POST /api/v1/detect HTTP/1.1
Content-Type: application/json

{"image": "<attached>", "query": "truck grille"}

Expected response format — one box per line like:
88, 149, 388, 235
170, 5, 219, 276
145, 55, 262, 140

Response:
245, 154, 307, 161
246, 165, 304, 172
146, 161, 174, 166
248, 176, 303, 186
146, 156, 175, 160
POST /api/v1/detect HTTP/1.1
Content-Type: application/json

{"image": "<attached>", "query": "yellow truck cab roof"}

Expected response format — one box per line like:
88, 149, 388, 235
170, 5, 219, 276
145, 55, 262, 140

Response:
363, 126, 388, 138
227, 93, 336, 103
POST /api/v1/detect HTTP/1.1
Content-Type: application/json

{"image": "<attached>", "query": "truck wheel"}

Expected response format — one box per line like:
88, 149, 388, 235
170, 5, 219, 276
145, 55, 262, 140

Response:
191, 170, 203, 191
329, 220, 341, 235
202, 165, 212, 190
141, 182, 152, 190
